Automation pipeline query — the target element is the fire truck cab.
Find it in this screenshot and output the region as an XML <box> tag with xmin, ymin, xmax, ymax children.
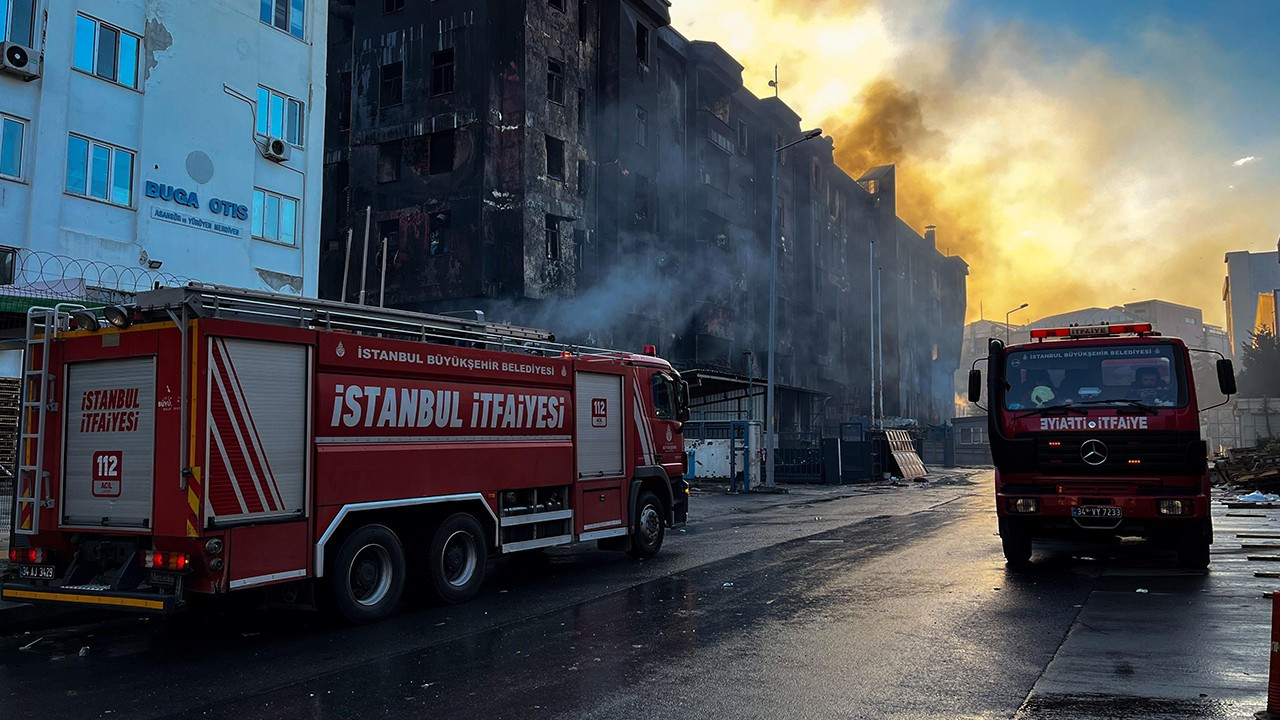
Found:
<box><xmin>3</xmin><ymin>285</ymin><xmax>691</xmax><ymax>623</ymax></box>
<box><xmin>969</xmin><ymin>322</ymin><xmax>1236</xmax><ymax>569</ymax></box>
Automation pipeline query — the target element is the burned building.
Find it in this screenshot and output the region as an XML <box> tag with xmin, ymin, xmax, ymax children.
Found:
<box><xmin>320</xmin><ymin>0</ymin><xmax>968</xmax><ymax>428</ymax></box>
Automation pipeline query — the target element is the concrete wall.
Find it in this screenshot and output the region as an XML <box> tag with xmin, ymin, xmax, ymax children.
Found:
<box><xmin>1237</xmin><ymin>398</ymin><xmax>1280</xmax><ymax>448</ymax></box>
<box><xmin>0</xmin><ymin>0</ymin><xmax>327</xmax><ymax>295</ymax></box>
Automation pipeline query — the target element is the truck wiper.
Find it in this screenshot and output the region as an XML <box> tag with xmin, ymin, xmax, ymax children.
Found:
<box><xmin>1014</xmin><ymin>405</ymin><xmax>1089</xmax><ymax>419</ymax></box>
<box><xmin>1073</xmin><ymin>399</ymin><xmax>1159</xmax><ymax>415</ymax></box>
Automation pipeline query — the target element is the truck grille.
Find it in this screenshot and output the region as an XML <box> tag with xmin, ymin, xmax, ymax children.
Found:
<box><xmin>1037</xmin><ymin>432</ymin><xmax>1204</xmax><ymax>477</ymax></box>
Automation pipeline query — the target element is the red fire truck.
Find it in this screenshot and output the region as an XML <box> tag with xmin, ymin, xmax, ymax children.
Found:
<box><xmin>968</xmin><ymin>322</ymin><xmax>1236</xmax><ymax>569</ymax></box>
<box><xmin>2</xmin><ymin>285</ymin><xmax>691</xmax><ymax>623</ymax></box>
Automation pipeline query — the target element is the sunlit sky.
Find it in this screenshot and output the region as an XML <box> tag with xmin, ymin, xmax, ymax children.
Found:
<box><xmin>671</xmin><ymin>0</ymin><xmax>1280</xmax><ymax>326</ymax></box>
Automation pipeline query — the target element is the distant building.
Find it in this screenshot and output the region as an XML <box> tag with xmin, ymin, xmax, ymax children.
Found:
<box><xmin>1223</xmin><ymin>250</ymin><xmax>1280</xmax><ymax>360</ymax></box>
<box><xmin>1256</xmin><ymin>291</ymin><xmax>1278</xmax><ymax>336</ymax></box>
<box><xmin>321</xmin><ymin>0</ymin><xmax>968</xmax><ymax>428</ymax></box>
<box><xmin>0</xmin><ymin>0</ymin><xmax>328</xmax><ymax>299</ymax></box>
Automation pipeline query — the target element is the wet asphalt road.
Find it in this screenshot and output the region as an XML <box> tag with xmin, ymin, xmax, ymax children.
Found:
<box><xmin>0</xmin><ymin>472</ymin><xmax>1271</xmax><ymax>719</ymax></box>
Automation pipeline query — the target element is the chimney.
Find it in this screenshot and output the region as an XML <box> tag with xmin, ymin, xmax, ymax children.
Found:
<box><xmin>924</xmin><ymin>224</ymin><xmax>937</xmax><ymax>249</ymax></box>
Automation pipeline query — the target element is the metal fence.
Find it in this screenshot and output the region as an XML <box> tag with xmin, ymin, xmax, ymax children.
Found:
<box><xmin>0</xmin><ymin>477</ymin><xmax>11</xmax><ymax>539</ymax></box>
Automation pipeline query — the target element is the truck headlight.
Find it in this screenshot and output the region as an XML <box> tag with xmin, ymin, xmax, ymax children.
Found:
<box><xmin>1008</xmin><ymin>498</ymin><xmax>1038</xmax><ymax>513</ymax></box>
<box><xmin>1158</xmin><ymin>499</ymin><xmax>1191</xmax><ymax>515</ymax></box>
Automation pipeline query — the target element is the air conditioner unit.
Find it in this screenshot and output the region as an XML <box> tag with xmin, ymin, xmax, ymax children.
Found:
<box><xmin>0</xmin><ymin>42</ymin><xmax>40</xmax><ymax>81</ymax></box>
<box><xmin>261</xmin><ymin>136</ymin><xmax>291</xmax><ymax>162</ymax></box>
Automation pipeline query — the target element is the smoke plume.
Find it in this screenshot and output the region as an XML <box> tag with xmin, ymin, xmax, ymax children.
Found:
<box><xmin>672</xmin><ymin>0</ymin><xmax>1279</xmax><ymax>326</ymax></box>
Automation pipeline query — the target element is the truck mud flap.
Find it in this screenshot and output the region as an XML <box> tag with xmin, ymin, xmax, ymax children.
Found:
<box><xmin>1</xmin><ymin>583</ymin><xmax>176</xmax><ymax>614</ymax></box>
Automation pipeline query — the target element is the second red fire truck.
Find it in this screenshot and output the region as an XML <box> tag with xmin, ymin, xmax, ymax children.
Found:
<box><xmin>3</xmin><ymin>285</ymin><xmax>691</xmax><ymax>623</ymax></box>
<box><xmin>969</xmin><ymin>322</ymin><xmax>1235</xmax><ymax>569</ymax></box>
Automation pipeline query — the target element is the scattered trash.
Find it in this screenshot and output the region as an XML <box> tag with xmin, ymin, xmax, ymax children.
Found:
<box><xmin>1135</xmin><ymin>588</ymin><xmax>1149</xmax><ymax>593</ymax></box>
<box><xmin>1238</xmin><ymin>491</ymin><xmax>1280</xmax><ymax>503</ymax></box>
<box><xmin>19</xmin><ymin>637</ymin><xmax>42</xmax><ymax>651</ymax></box>
<box><xmin>78</xmin><ymin>646</ymin><xmax>89</xmax><ymax>657</ymax></box>
<box><xmin>722</xmin><ymin>582</ymin><xmax>734</xmax><ymax>588</ymax></box>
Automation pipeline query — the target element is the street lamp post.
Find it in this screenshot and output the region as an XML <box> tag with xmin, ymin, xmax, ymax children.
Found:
<box><xmin>765</xmin><ymin>128</ymin><xmax>823</xmax><ymax>488</ymax></box>
<box><xmin>1006</xmin><ymin>303</ymin><xmax>1029</xmax><ymax>343</ymax></box>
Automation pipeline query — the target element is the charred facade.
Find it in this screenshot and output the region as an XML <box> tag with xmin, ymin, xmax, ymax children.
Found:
<box><xmin>320</xmin><ymin>0</ymin><xmax>968</xmax><ymax>427</ymax></box>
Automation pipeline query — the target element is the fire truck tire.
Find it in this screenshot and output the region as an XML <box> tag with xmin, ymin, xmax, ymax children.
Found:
<box><xmin>627</xmin><ymin>491</ymin><xmax>665</xmax><ymax>558</ymax></box>
<box><xmin>427</xmin><ymin>513</ymin><xmax>488</xmax><ymax>604</ymax></box>
<box><xmin>999</xmin><ymin>519</ymin><xmax>1032</xmax><ymax>567</ymax></box>
<box><xmin>1177</xmin><ymin>522</ymin><xmax>1211</xmax><ymax>570</ymax></box>
<box><xmin>329</xmin><ymin>524</ymin><xmax>406</xmax><ymax>624</ymax></box>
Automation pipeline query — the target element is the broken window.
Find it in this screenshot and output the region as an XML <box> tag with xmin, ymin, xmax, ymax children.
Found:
<box><xmin>577</xmin><ymin>159</ymin><xmax>588</xmax><ymax>196</ymax></box>
<box><xmin>860</xmin><ymin>179</ymin><xmax>877</xmax><ymax>194</ymax></box>
<box><xmin>377</xmin><ymin>140</ymin><xmax>401</xmax><ymax>183</ymax></box>
<box><xmin>430</xmin><ymin>210</ymin><xmax>451</xmax><ymax>256</ymax></box>
<box><xmin>549</xmin><ymin>0</ymin><xmax>564</xmax><ymax>11</ymax></box>
<box><xmin>431</xmin><ymin>49</ymin><xmax>454</xmax><ymax>96</ymax></box>
<box><xmin>635</xmin><ymin>106</ymin><xmax>648</xmax><ymax>147</ymax></box>
<box><xmin>738</xmin><ymin>120</ymin><xmax>748</xmax><ymax>155</ymax></box>
<box><xmin>577</xmin><ymin>88</ymin><xmax>586</xmax><ymax>132</ymax></box>
<box><xmin>578</xmin><ymin>0</ymin><xmax>587</xmax><ymax>42</ymax></box>
<box><xmin>635</xmin><ymin>23</ymin><xmax>649</xmax><ymax>65</ymax></box>
<box><xmin>429</xmin><ymin>129</ymin><xmax>454</xmax><ymax>174</ymax></box>
<box><xmin>573</xmin><ymin>229</ymin><xmax>586</xmax><ymax>271</ymax></box>
<box><xmin>377</xmin><ymin>219</ymin><xmax>400</xmax><ymax>259</ymax></box>
<box><xmin>380</xmin><ymin>60</ymin><xmax>403</xmax><ymax>108</ymax></box>
<box><xmin>545</xmin><ymin>135</ymin><xmax>565</xmax><ymax>180</ymax></box>
<box><xmin>336</xmin><ymin>71</ymin><xmax>352</xmax><ymax>131</ymax></box>
<box><xmin>383</xmin><ymin>0</ymin><xmax>404</xmax><ymax>11</ymax></box>
<box><xmin>634</xmin><ymin>174</ymin><xmax>650</xmax><ymax>220</ymax></box>
<box><xmin>547</xmin><ymin>58</ymin><xmax>565</xmax><ymax>104</ymax></box>
<box><xmin>545</xmin><ymin>215</ymin><xmax>561</xmax><ymax>260</ymax></box>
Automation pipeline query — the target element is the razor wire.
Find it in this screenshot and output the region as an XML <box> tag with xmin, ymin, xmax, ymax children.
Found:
<box><xmin>7</xmin><ymin>250</ymin><xmax>197</xmax><ymax>303</ymax></box>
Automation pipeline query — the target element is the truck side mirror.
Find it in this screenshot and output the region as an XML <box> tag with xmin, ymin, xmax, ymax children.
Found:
<box><xmin>676</xmin><ymin>380</ymin><xmax>691</xmax><ymax>423</ymax></box>
<box><xmin>1216</xmin><ymin>358</ymin><xmax>1237</xmax><ymax>396</ymax></box>
<box><xmin>968</xmin><ymin>369</ymin><xmax>982</xmax><ymax>402</ymax></box>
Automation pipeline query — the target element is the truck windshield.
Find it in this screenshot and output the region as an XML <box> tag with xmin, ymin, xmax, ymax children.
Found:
<box><xmin>1002</xmin><ymin>343</ymin><xmax>1185</xmax><ymax>411</ymax></box>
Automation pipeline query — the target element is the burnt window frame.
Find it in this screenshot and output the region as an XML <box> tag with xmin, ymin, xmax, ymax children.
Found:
<box><xmin>431</xmin><ymin>49</ymin><xmax>455</xmax><ymax>96</ymax></box>
<box><xmin>635</xmin><ymin>22</ymin><xmax>650</xmax><ymax>65</ymax></box>
<box><xmin>376</xmin><ymin>139</ymin><xmax>402</xmax><ymax>183</ymax></box>
<box><xmin>429</xmin><ymin>129</ymin><xmax>455</xmax><ymax>175</ymax></box>
<box><xmin>379</xmin><ymin>60</ymin><xmax>404</xmax><ymax>109</ymax></box>
<box><xmin>545</xmin><ymin>215</ymin><xmax>562</xmax><ymax>260</ymax></box>
<box><xmin>634</xmin><ymin>106</ymin><xmax>648</xmax><ymax>147</ymax></box>
<box><xmin>545</xmin><ymin>134</ymin><xmax>566</xmax><ymax>181</ymax></box>
<box><xmin>546</xmin><ymin>58</ymin><xmax>566</xmax><ymax>105</ymax></box>
<box><xmin>383</xmin><ymin>0</ymin><xmax>404</xmax><ymax>12</ymax></box>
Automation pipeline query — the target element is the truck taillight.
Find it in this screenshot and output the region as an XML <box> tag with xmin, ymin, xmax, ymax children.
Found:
<box><xmin>143</xmin><ymin>551</ymin><xmax>191</xmax><ymax>572</ymax></box>
<box><xmin>9</xmin><ymin>548</ymin><xmax>46</xmax><ymax>564</ymax></box>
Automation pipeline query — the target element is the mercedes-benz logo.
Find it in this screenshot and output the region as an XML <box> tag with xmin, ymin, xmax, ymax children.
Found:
<box><xmin>1080</xmin><ymin>439</ymin><xmax>1108</xmax><ymax>466</ymax></box>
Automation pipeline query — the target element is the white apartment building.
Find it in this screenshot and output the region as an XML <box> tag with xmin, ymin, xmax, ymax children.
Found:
<box><xmin>0</xmin><ymin>0</ymin><xmax>326</xmax><ymax>296</ymax></box>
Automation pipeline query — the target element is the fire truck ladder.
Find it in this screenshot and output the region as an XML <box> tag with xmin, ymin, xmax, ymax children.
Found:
<box><xmin>134</xmin><ymin>283</ymin><xmax>630</xmax><ymax>359</ymax></box>
<box><xmin>15</xmin><ymin>304</ymin><xmax>83</xmax><ymax>535</ymax></box>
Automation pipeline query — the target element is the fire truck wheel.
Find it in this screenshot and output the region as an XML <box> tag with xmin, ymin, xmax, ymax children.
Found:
<box><xmin>999</xmin><ymin>519</ymin><xmax>1032</xmax><ymax>567</ymax></box>
<box><xmin>1177</xmin><ymin>522</ymin><xmax>1211</xmax><ymax>570</ymax></box>
<box><xmin>627</xmin><ymin>491</ymin><xmax>665</xmax><ymax>558</ymax></box>
<box><xmin>330</xmin><ymin>524</ymin><xmax>406</xmax><ymax>624</ymax></box>
<box><xmin>428</xmin><ymin>513</ymin><xmax>488</xmax><ymax>604</ymax></box>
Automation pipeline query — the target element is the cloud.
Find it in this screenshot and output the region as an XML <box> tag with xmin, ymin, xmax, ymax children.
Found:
<box><xmin>670</xmin><ymin>0</ymin><xmax>1279</xmax><ymax>326</ymax></box>
<box><xmin>1234</xmin><ymin>156</ymin><xmax>1257</xmax><ymax>167</ymax></box>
